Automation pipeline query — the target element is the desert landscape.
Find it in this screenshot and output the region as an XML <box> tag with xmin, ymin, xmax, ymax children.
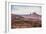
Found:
<box><xmin>11</xmin><ymin>12</ymin><xmax>41</xmax><ymax>28</ymax></box>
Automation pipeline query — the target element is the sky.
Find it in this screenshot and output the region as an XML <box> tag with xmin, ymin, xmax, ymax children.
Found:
<box><xmin>11</xmin><ymin>5</ymin><xmax>41</xmax><ymax>15</ymax></box>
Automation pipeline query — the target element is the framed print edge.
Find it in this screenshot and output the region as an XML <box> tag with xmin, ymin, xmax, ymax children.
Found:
<box><xmin>5</xmin><ymin>1</ymin><xmax>45</xmax><ymax>33</ymax></box>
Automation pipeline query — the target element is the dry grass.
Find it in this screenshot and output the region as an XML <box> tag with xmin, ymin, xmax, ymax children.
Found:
<box><xmin>11</xmin><ymin>20</ymin><xmax>41</xmax><ymax>28</ymax></box>
<box><xmin>11</xmin><ymin>14</ymin><xmax>41</xmax><ymax>28</ymax></box>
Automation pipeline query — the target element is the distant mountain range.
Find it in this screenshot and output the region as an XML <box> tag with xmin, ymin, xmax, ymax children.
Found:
<box><xmin>11</xmin><ymin>12</ymin><xmax>41</xmax><ymax>21</ymax></box>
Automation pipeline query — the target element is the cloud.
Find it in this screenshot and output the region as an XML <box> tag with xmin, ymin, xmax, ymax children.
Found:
<box><xmin>11</xmin><ymin>5</ymin><xmax>41</xmax><ymax>15</ymax></box>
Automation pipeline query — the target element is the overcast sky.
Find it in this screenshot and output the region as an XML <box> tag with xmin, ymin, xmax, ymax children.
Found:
<box><xmin>11</xmin><ymin>5</ymin><xmax>41</xmax><ymax>15</ymax></box>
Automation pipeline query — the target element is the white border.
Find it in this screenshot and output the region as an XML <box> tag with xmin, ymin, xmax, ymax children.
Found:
<box><xmin>6</xmin><ymin>2</ymin><xmax>46</xmax><ymax>34</ymax></box>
